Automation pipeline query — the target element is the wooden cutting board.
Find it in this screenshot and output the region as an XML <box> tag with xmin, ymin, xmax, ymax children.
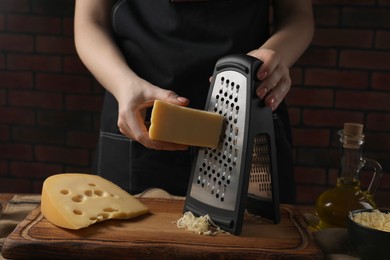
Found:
<box><xmin>3</xmin><ymin>198</ymin><xmax>323</xmax><ymax>259</ymax></box>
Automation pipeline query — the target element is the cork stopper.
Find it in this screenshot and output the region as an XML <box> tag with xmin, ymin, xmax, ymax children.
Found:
<box><xmin>343</xmin><ymin>123</ymin><xmax>363</xmax><ymax>136</ymax></box>
<box><xmin>342</xmin><ymin>123</ymin><xmax>364</xmax><ymax>149</ymax></box>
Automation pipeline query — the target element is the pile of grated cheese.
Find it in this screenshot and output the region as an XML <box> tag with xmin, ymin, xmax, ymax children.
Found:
<box><xmin>352</xmin><ymin>209</ymin><xmax>390</xmax><ymax>232</ymax></box>
<box><xmin>175</xmin><ymin>211</ymin><xmax>226</xmax><ymax>236</ymax></box>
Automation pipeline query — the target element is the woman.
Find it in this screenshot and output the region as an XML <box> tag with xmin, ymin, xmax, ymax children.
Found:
<box><xmin>74</xmin><ymin>0</ymin><xmax>314</xmax><ymax>203</ymax></box>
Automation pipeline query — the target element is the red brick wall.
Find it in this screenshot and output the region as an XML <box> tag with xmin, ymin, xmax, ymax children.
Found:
<box><xmin>0</xmin><ymin>0</ymin><xmax>389</xmax><ymax>207</ymax></box>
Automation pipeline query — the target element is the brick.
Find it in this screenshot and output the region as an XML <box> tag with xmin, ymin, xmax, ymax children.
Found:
<box><xmin>296</xmin><ymin>148</ymin><xmax>339</xmax><ymax>168</ymax></box>
<box><xmin>287</xmin><ymin>107</ymin><xmax>301</xmax><ymax>126</ymax></box>
<box><xmin>290</xmin><ymin>67</ymin><xmax>302</xmax><ymax>86</ymax></box>
<box><xmin>63</xmin><ymin>56</ymin><xmax>90</xmax><ymax>74</ymax></box>
<box><xmin>286</xmin><ymin>88</ymin><xmax>333</xmax><ymax>107</ymax></box>
<box><xmin>9</xmin><ymin>90</ymin><xmax>63</xmax><ymax>109</ymax></box>
<box><xmin>313</xmin><ymin>28</ymin><xmax>373</xmax><ymax>48</ymax></box>
<box><xmin>63</xmin><ymin>17</ymin><xmax>74</xmax><ymax>36</ymax></box>
<box><xmin>365</xmin><ymin>133</ymin><xmax>390</xmax><ymax>152</ymax></box>
<box><xmin>93</xmin><ymin>113</ymin><xmax>102</xmax><ymax>130</ymax></box>
<box><xmin>32</xmin><ymin>0</ymin><xmax>74</xmax><ymax>16</ymax></box>
<box><xmin>365</xmin><ymin>151</ymin><xmax>390</xmax><ymax>174</ymax></box>
<box><xmin>35</xmin><ymin>145</ymin><xmax>89</xmax><ymax>165</ymax></box>
<box><xmin>340</xmin><ymin>50</ymin><xmax>390</xmax><ymax>70</ymax></box>
<box><xmin>292</xmin><ymin>128</ymin><xmax>330</xmax><ymax>147</ymax></box>
<box><xmin>0</xmin><ymin>71</ymin><xmax>33</xmax><ymax>88</ymax></box>
<box><xmin>7</xmin><ymin>54</ymin><xmax>61</xmax><ymax>72</ymax></box>
<box><xmin>378</xmin><ymin>172</ymin><xmax>390</xmax><ymax>190</ymax></box>
<box><xmin>295</xmin><ymin>167</ymin><xmax>327</xmax><ymax>185</ymax></box>
<box><xmin>328</xmin><ymin>168</ymin><xmax>339</xmax><ymax>186</ymax></box>
<box><xmin>66</xmin><ymin>95</ymin><xmax>103</xmax><ymax>112</ymax></box>
<box><xmin>366</xmin><ymin>113</ymin><xmax>390</xmax><ymax>131</ymax></box>
<box><xmin>378</xmin><ymin>0</ymin><xmax>390</xmax><ymax>6</ymax></box>
<box><xmin>312</xmin><ymin>7</ymin><xmax>339</xmax><ymax>26</ymax></box>
<box><xmin>303</xmin><ymin>109</ymin><xmax>364</xmax><ymax>127</ymax></box>
<box><xmin>336</xmin><ymin>91</ymin><xmax>390</xmax><ymax>111</ymax></box>
<box><xmin>0</xmin><ymin>143</ymin><xmax>33</xmax><ymax>161</ymax></box>
<box><xmin>0</xmin><ymin>107</ymin><xmax>35</xmax><ymax>125</ymax></box>
<box><xmin>0</xmin><ymin>34</ymin><xmax>33</xmax><ymax>52</ymax></box>
<box><xmin>0</xmin><ymin>178</ymin><xmax>32</xmax><ymax>193</ymax></box>
<box><xmin>372</xmin><ymin>72</ymin><xmax>390</xmax><ymax>90</ymax></box>
<box><xmin>0</xmin><ymin>160</ymin><xmax>7</xmax><ymax>176</ymax></box>
<box><xmin>312</xmin><ymin>0</ymin><xmax>375</xmax><ymax>5</ymax></box>
<box><xmin>0</xmin><ymin>0</ymin><xmax>29</xmax><ymax>12</ymax></box>
<box><xmin>342</xmin><ymin>7</ymin><xmax>390</xmax><ymax>29</ymax></box>
<box><xmin>12</xmin><ymin>126</ymin><xmax>65</xmax><ymax>144</ymax></box>
<box><xmin>0</xmin><ymin>14</ymin><xmax>4</xmax><ymax>31</ymax></box>
<box><xmin>305</xmin><ymin>69</ymin><xmax>369</xmax><ymax>89</ymax></box>
<box><xmin>376</xmin><ymin>30</ymin><xmax>390</xmax><ymax>49</ymax></box>
<box><xmin>36</xmin><ymin>35</ymin><xmax>76</xmax><ymax>54</ymax></box>
<box><xmin>36</xmin><ymin>73</ymin><xmax>92</xmax><ymax>93</ymax></box>
<box><xmin>0</xmin><ymin>52</ymin><xmax>4</xmax><ymax>69</ymax></box>
<box><xmin>375</xmin><ymin>190</ymin><xmax>390</xmax><ymax>208</ymax></box>
<box><xmin>0</xmin><ymin>125</ymin><xmax>10</xmax><ymax>141</ymax></box>
<box><xmin>32</xmin><ymin>179</ymin><xmax>44</xmax><ymax>194</ymax></box>
<box><xmin>38</xmin><ymin>111</ymin><xmax>93</xmax><ymax>128</ymax></box>
<box><xmin>296</xmin><ymin>185</ymin><xmax>327</xmax><ymax>204</ymax></box>
<box><xmin>10</xmin><ymin>161</ymin><xmax>62</xmax><ymax>179</ymax></box>
<box><xmin>64</xmin><ymin>166</ymin><xmax>94</xmax><ymax>174</ymax></box>
<box><xmin>0</xmin><ymin>89</ymin><xmax>5</xmax><ymax>105</ymax></box>
<box><xmin>67</xmin><ymin>131</ymin><xmax>98</xmax><ymax>148</ymax></box>
<box><xmin>7</xmin><ymin>14</ymin><xmax>61</xmax><ymax>34</ymax></box>
<box><xmin>296</xmin><ymin>47</ymin><xmax>338</xmax><ymax>67</ymax></box>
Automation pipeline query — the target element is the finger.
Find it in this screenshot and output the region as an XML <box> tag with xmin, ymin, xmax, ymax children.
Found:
<box><xmin>264</xmin><ymin>75</ymin><xmax>291</xmax><ymax>111</ymax></box>
<box><xmin>146</xmin><ymin>87</ymin><xmax>189</xmax><ymax>107</ymax></box>
<box><xmin>248</xmin><ymin>49</ymin><xmax>280</xmax><ymax>81</ymax></box>
<box><xmin>256</xmin><ymin>63</ymin><xmax>284</xmax><ymax>99</ymax></box>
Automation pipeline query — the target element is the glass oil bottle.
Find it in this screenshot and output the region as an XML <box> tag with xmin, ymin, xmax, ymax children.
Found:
<box><xmin>313</xmin><ymin>123</ymin><xmax>382</xmax><ymax>230</ymax></box>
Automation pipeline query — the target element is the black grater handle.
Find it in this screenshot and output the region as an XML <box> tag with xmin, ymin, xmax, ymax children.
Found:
<box><xmin>215</xmin><ymin>54</ymin><xmax>263</xmax><ymax>99</ymax></box>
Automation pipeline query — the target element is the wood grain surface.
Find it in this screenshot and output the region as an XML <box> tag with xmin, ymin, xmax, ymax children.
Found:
<box><xmin>3</xmin><ymin>198</ymin><xmax>323</xmax><ymax>259</ymax></box>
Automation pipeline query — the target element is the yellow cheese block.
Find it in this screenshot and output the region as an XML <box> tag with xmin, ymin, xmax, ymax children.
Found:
<box><xmin>149</xmin><ymin>100</ymin><xmax>224</xmax><ymax>148</ymax></box>
<box><xmin>41</xmin><ymin>173</ymin><xmax>148</xmax><ymax>230</ymax></box>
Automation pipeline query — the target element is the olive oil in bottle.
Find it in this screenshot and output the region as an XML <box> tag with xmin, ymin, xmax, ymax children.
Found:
<box><xmin>313</xmin><ymin>123</ymin><xmax>382</xmax><ymax>230</ymax></box>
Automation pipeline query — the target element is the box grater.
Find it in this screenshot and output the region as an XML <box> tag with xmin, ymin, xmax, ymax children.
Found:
<box><xmin>184</xmin><ymin>54</ymin><xmax>280</xmax><ymax>235</ymax></box>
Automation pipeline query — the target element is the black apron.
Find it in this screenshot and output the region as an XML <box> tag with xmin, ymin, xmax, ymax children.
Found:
<box><xmin>96</xmin><ymin>0</ymin><xmax>296</xmax><ymax>203</ymax></box>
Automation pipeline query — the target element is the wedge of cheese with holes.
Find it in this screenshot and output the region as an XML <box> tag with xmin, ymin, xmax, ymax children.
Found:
<box><xmin>41</xmin><ymin>173</ymin><xmax>148</xmax><ymax>230</ymax></box>
<box><xmin>149</xmin><ymin>100</ymin><xmax>224</xmax><ymax>148</ymax></box>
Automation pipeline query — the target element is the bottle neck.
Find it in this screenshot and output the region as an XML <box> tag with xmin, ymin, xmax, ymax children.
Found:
<box><xmin>338</xmin><ymin>129</ymin><xmax>364</xmax><ymax>184</ymax></box>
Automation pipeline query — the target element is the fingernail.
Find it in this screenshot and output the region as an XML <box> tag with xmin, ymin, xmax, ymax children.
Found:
<box><xmin>258</xmin><ymin>71</ymin><xmax>268</xmax><ymax>81</ymax></box>
<box><xmin>177</xmin><ymin>96</ymin><xmax>188</xmax><ymax>103</ymax></box>
<box><xmin>266</xmin><ymin>96</ymin><xmax>276</xmax><ymax>106</ymax></box>
<box><xmin>256</xmin><ymin>87</ymin><xmax>268</xmax><ymax>98</ymax></box>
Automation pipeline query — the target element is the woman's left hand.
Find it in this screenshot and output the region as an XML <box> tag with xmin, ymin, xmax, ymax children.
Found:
<box><xmin>248</xmin><ymin>48</ymin><xmax>291</xmax><ymax>111</ymax></box>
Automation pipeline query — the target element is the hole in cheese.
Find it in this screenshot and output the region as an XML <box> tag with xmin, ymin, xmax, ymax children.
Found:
<box><xmin>72</xmin><ymin>195</ymin><xmax>84</xmax><ymax>203</ymax></box>
<box><xmin>103</xmin><ymin>208</ymin><xmax>118</xmax><ymax>212</ymax></box>
<box><xmin>149</xmin><ymin>100</ymin><xmax>224</xmax><ymax>148</ymax></box>
<box><xmin>73</xmin><ymin>209</ymin><xmax>83</xmax><ymax>215</ymax></box>
<box><xmin>93</xmin><ymin>190</ymin><xmax>105</xmax><ymax>197</ymax></box>
<box><xmin>97</xmin><ymin>213</ymin><xmax>109</xmax><ymax>220</ymax></box>
<box><xmin>85</xmin><ymin>190</ymin><xmax>93</xmax><ymax>197</ymax></box>
<box><xmin>60</xmin><ymin>189</ymin><xmax>69</xmax><ymax>195</ymax></box>
<box><xmin>88</xmin><ymin>183</ymin><xmax>96</xmax><ymax>187</ymax></box>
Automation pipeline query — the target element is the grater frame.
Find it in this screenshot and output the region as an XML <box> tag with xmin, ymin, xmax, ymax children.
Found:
<box><xmin>184</xmin><ymin>54</ymin><xmax>280</xmax><ymax>235</ymax></box>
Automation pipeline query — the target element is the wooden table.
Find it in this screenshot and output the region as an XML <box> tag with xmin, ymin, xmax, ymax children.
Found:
<box><xmin>1</xmin><ymin>194</ymin><xmax>324</xmax><ymax>259</ymax></box>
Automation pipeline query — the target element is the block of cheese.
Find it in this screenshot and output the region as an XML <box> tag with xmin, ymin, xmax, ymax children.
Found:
<box><xmin>149</xmin><ymin>100</ymin><xmax>224</xmax><ymax>148</ymax></box>
<box><xmin>41</xmin><ymin>173</ymin><xmax>148</xmax><ymax>230</ymax></box>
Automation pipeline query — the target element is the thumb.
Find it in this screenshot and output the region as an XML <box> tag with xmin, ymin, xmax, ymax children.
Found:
<box><xmin>155</xmin><ymin>88</ymin><xmax>189</xmax><ymax>107</ymax></box>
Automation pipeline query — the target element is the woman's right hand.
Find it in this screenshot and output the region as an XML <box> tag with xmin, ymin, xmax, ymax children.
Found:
<box><xmin>75</xmin><ymin>0</ymin><xmax>189</xmax><ymax>151</ymax></box>
<box><xmin>116</xmin><ymin>76</ymin><xmax>190</xmax><ymax>151</ymax></box>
